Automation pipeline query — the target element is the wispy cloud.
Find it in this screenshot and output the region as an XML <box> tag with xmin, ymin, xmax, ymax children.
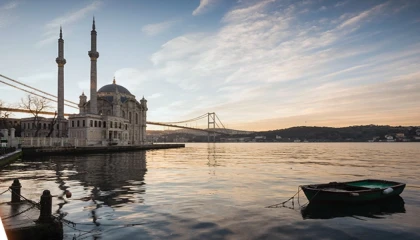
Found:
<box><xmin>192</xmin><ymin>0</ymin><xmax>217</xmax><ymax>16</ymax></box>
<box><xmin>148</xmin><ymin>93</ymin><xmax>162</xmax><ymax>99</ymax></box>
<box><xmin>338</xmin><ymin>2</ymin><xmax>389</xmax><ymax>29</ymax></box>
<box><xmin>0</xmin><ymin>0</ymin><xmax>18</xmax><ymax>10</ymax></box>
<box><xmin>17</xmin><ymin>71</ymin><xmax>55</xmax><ymax>84</ymax></box>
<box><xmin>37</xmin><ymin>0</ymin><xmax>102</xmax><ymax>46</ymax></box>
<box><xmin>142</xmin><ymin>19</ymin><xmax>180</xmax><ymax>36</ymax></box>
<box><xmin>116</xmin><ymin>0</ymin><xmax>419</xmax><ymax>129</ymax></box>
<box><xmin>0</xmin><ymin>0</ymin><xmax>19</xmax><ymax>28</ymax></box>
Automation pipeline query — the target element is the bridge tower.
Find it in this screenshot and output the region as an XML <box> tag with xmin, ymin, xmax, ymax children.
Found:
<box><xmin>88</xmin><ymin>17</ymin><xmax>99</xmax><ymax>114</ymax></box>
<box><xmin>207</xmin><ymin>112</ymin><xmax>216</xmax><ymax>142</ymax></box>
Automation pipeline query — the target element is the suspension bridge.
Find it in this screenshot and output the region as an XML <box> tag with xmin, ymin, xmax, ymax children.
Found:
<box><xmin>0</xmin><ymin>73</ymin><xmax>231</xmax><ymax>140</ymax></box>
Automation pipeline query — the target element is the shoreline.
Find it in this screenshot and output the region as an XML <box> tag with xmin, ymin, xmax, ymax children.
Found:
<box><xmin>21</xmin><ymin>143</ymin><xmax>185</xmax><ymax>157</ymax></box>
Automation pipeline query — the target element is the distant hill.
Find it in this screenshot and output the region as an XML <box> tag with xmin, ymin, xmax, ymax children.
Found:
<box><xmin>147</xmin><ymin>125</ymin><xmax>420</xmax><ymax>142</ymax></box>
<box><xmin>251</xmin><ymin>125</ymin><xmax>420</xmax><ymax>142</ymax></box>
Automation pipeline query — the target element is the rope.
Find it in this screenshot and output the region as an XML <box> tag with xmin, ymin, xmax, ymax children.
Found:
<box><xmin>300</xmin><ymin>189</ymin><xmax>321</xmax><ymax>208</ymax></box>
<box><xmin>9</xmin><ymin>188</ymin><xmax>40</xmax><ymax>208</ymax></box>
<box><xmin>1</xmin><ymin>188</ymin><xmax>150</xmax><ymax>240</ymax></box>
<box><xmin>0</xmin><ymin>188</ymin><xmax>10</xmax><ymax>195</ymax></box>
<box><xmin>266</xmin><ymin>187</ymin><xmax>302</xmax><ymax>208</ymax></box>
<box><xmin>2</xmin><ymin>204</ymin><xmax>37</xmax><ymax>220</ymax></box>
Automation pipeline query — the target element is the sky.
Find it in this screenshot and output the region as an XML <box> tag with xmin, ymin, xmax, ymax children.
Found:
<box><xmin>0</xmin><ymin>0</ymin><xmax>420</xmax><ymax>131</ymax></box>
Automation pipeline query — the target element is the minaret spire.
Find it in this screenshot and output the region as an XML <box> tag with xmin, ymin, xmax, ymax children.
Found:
<box><xmin>56</xmin><ymin>27</ymin><xmax>66</xmax><ymax>121</ymax></box>
<box><xmin>88</xmin><ymin>17</ymin><xmax>99</xmax><ymax>114</ymax></box>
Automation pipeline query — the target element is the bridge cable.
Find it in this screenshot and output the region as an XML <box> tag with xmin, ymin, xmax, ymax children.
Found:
<box><xmin>0</xmin><ymin>79</ymin><xmax>78</xmax><ymax>109</ymax></box>
<box><xmin>158</xmin><ymin>113</ymin><xmax>208</xmax><ymax>124</ymax></box>
<box><xmin>215</xmin><ymin>114</ymin><xmax>227</xmax><ymax>129</ymax></box>
<box><xmin>0</xmin><ymin>73</ymin><xmax>78</xmax><ymax>106</ymax></box>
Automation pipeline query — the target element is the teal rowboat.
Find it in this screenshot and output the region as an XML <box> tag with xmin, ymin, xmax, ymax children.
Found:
<box><xmin>301</xmin><ymin>179</ymin><xmax>406</xmax><ymax>203</ymax></box>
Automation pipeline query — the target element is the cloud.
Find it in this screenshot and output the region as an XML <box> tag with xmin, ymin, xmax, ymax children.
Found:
<box><xmin>117</xmin><ymin>0</ymin><xmax>419</xmax><ymax>129</ymax></box>
<box><xmin>0</xmin><ymin>0</ymin><xmax>19</xmax><ymax>28</ymax></box>
<box><xmin>148</xmin><ymin>93</ymin><xmax>162</xmax><ymax>99</ymax></box>
<box><xmin>338</xmin><ymin>2</ymin><xmax>389</xmax><ymax>29</ymax></box>
<box><xmin>0</xmin><ymin>0</ymin><xmax>18</xmax><ymax>11</ymax></box>
<box><xmin>17</xmin><ymin>71</ymin><xmax>55</xmax><ymax>84</ymax></box>
<box><xmin>192</xmin><ymin>0</ymin><xmax>217</xmax><ymax>16</ymax></box>
<box><xmin>37</xmin><ymin>0</ymin><xmax>102</xmax><ymax>46</ymax></box>
<box><xmin>142</xmin><ymin>19</ymin><xmax>179</xmax><ymax>36</ymax></box>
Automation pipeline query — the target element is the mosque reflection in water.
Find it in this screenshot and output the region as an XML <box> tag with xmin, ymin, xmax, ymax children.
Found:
<box><xmin>53</xmin><ymin>151</ymin><xmax>147</xmax><ymax>208</ymax></box>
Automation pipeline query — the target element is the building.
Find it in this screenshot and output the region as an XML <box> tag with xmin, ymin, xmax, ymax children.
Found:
<box><xmin>21</xmin><ymin>19</ymin><xmax>148</xmax><ymax>146</ymax></box>
<box><xmin>68</xmin><ymin>18</ymin><xmax>147</xmax><ymax>146</ymax></box>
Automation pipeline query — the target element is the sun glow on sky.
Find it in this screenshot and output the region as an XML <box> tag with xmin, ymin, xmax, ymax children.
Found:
<box><xmin>0</xmin><ymin>0</ymin><xmax>419</xmax><ymax>131</ymax></box>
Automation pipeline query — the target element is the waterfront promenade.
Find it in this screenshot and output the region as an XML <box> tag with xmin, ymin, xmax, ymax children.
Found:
<box><xmin>22</xmin><ymin>143</ymin><xmax>185</xmax><ymax>157</ymax></box>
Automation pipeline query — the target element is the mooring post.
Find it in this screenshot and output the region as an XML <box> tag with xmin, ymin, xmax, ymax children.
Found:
<box><xmin>10</xmin><ymin>179</ymin><xmax>22</xmax><ymax>203</ymax></box>
<box><xmin>38</xmin><ymin>190</ymin><xmax>53</xmax><ymax>223</ymax></box>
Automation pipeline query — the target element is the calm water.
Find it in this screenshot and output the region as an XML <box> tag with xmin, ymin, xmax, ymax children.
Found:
<box><xmin>1</xmin><ymin>143</ymin><xmax>420</xmax><ymax>239</ymax></box>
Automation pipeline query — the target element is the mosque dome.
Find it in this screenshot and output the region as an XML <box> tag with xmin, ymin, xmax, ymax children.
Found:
<box><xmin>98</xmin><ymin>78</ymin><xmax>131</xmax><ymax>95</ymax></box>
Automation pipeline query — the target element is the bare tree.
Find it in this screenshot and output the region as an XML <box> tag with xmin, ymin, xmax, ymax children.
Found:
<box><xmin>46</xmin><ymin>111</ymin><xmax>58</xmax><ymax>137</ymax></box>
<box><xmin>0</xmin><ymin>100</ymin><xmax>12</xmax><ymax>129</ymax></box>
<box><xmin>20</xmin><ymin>94</ymin><xmax>52</xmax><ymax>137</ymax></box>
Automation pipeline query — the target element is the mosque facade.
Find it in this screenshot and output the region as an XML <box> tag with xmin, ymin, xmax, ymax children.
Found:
<box><xmin>21</xmin><ymin>19</ymin><xmax>148</xmax><ymax>146</ymax></box>
<box><xmin>68</xmin><ymin>19</ymin><xmax>148</xmax><ymax>145</ymax></box>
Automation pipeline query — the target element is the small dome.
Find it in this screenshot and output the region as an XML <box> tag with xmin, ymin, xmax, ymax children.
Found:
<box><xmin>98</xmin><ymin>83</ymin><xmax>131</xmax><ymax>95</ymax></box>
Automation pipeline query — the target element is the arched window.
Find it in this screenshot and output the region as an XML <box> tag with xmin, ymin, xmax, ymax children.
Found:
<box><xmin>122</xmin><ymin>111</ymin><xmax>126</xmax><ymax>118</ymax></box>
<box><xmin>129</xmin><ymin>112</ymin><xmax>132</xmax><ymax>123</ymax></box>
<box><xmin>43</xmin><ymin>123</ymin><xmax>47</xmax><ymax>129</ymax></box>
<box><xmin>135</xmin><ymin>113</ymin><xmax>138</xmax><ymax>124</ymax></box>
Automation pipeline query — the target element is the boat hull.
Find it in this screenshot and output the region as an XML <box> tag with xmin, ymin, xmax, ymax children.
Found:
<box><xmin>301</xmin><ymin>179</ymin><xmax>406</xmax><ymax>203</ymax></box>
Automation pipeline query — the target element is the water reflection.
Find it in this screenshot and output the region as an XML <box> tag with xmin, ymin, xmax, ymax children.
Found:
<box><xmin>207</xmin><ymin>143</ymin><xmax>217</xmax><ymax>176</ymax></box>
<box><xmin>54</xmin><ymin>151</ymin><xmax>147</xmax><ymax>207</ymax></box>
<box><xmin>301</xmin><ymin>196</ymin><xmax>406</xmax><ymax>220</ymax></box>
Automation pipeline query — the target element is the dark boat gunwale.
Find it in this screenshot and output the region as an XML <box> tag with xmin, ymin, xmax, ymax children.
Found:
<box><xmin>300</xmin><ymin>179</ymin><xmax>406</xmax><ymax>194</ymax></box>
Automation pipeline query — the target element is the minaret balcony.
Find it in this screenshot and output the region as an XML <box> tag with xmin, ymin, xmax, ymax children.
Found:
<box><xmin>56</xmin><ymin>58</ymin><xmax>66</xmax><ymax>65</ymax></box>
<box><xmin>88</xmin><ymin>51</ymin><xmax>99</xmax><ymax>59</ymax></box>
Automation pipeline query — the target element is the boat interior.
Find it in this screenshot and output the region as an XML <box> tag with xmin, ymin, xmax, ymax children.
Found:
<box><xmin>304</xmin><ymin>180</ymin><xmax>403</xmax><ymax>192</ymax></box>
<box><xmin>307</xmin><ymin>183</ymin><xmax>371</xmax><ymax>192</ymax></box>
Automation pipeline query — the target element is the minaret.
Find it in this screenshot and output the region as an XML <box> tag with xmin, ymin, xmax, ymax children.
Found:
<box><xmin>88</xmin><ymin>17</ymin><xmax>99</xmax><ymax>114</ymax></box>
<box><xmin>56</xmin><ymin>26</ymin><xmax>66</xmax><ymax>119</ymax></box>
<box><xmin>140</xmin><ymin>96</ymin><xmax>148</xmax><ymax>143</ymax></box>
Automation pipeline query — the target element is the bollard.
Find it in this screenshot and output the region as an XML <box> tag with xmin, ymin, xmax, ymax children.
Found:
<box><xmin>37</xmin><ymin>190</ymin><xmax>53</xmax><ymax>223</ymax></box>
<box><xmin>10</xmin><ymin>179</ymin><xmax>21</xmax><ymax>203</ymax></box>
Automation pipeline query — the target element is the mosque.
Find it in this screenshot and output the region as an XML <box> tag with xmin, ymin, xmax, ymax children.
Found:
<box><xmin>21</xmin><ymin>18</ymin><xmax>148</xmax><ymax>146</ymax></box>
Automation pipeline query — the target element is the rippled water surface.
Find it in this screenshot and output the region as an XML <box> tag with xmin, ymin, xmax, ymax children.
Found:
<box><xmin>1</xmin><ymin>143</ymin><xmax>420</xmax><ymax>239</ymax></box>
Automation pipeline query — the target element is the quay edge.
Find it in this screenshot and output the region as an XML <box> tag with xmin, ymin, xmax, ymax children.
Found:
<box><xmin>0</xmin><ymin>150</ymin><xmax>22</xmax><ymax>168</ymax></box>
<box><xmin>21</xmin><ymin>143</ymin><xmax>185</xmax><ymax>157</ymax></box>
